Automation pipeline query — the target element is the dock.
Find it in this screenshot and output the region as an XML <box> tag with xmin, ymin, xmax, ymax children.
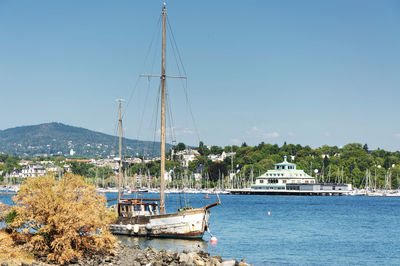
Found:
<box><xmin>228</xmin><ymin>188</ymin><xmax>350</xmax><ymax>196</ymax></box>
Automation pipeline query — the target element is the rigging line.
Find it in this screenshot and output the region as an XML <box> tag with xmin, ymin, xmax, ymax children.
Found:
<box><xmin>166</xmin><ymin>96</ymin><xmax>176</xmax><ymax>145</ymax></box>
<box><xmin>166</xmin><ymin>17</ymin><xmax>189</xmax><ymax>129</ymax></box>
<box><xmin>165</xmin><ymin>82</ymin><xmax>177</xmax><ymax>144</ymax></box>
<box><xmin>150</xmin><ymin>21</ymin><xmax>162</xmax><ymax>80</ymax></box>
<box><xmin>166</xmin><ymin>22</ymin><xmax>184</xmax><ymax>80</ymax></box>
<box><xmin>136</xmin><ymin>20</ymin><xmax>162</xmax><ymax>141</ymax></box>
<box><xmin>123</xmin><ymin>14</ymin><xmax>162</xmax><ymax>119</ymax></box>
<box><xmin>150</xmin><ymin>82</ymin><xmax>162</xmax><ymax>158</ymax></box>
<box><xmin>183</xmin><ymin>83</ymin><xmax>201</xmax><ymax>143</ymax></box>
<box><xmin>136</xmin><ymin>77</ymin><xmax>153</xmax><ymax>140</ymax></box>
<box><xmin>166</xmin><ymin>16</ymin><xmax>188</xmax><ymax>92</ymax></box>
<box><xmin>166</xmin><ymin>16</ymin><xmax>187</xmax><ymax>76</ymax></box>
<box><xmin>166</xmin><ymin>16</ymin><xmax>201</xmax><ymax>143</ymax></box>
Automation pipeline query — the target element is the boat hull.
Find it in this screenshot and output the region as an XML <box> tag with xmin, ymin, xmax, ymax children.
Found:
<box><xmin>109</xmin><ymin>208</ymin><xmax>210</xmax><ymax>239</ymax></box>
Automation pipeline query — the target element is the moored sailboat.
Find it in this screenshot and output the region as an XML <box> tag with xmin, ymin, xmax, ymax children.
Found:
<box><xmin>109</xmin><ymin>3</ymin><xmax>220</xmax><ymax>239</ymax></box>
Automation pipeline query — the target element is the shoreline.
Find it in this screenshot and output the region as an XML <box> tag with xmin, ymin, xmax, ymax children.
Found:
<box><xmin>1</xmin><ymin>244</ymin><xmax>251</xmax><ymax>266</ymax></box>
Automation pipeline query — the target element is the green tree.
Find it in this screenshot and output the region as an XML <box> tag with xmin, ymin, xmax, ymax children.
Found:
<box><xmin>175</xmin><ymin>142</ymin><xmax>186</xmax><ymax>151</ymax></box>
<box><xmin>208</xmin><ymin>162</ymin><xmax>228</xmax><ymax>182</ymax></box>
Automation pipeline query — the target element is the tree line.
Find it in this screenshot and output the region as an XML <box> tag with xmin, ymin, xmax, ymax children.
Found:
<box><xmin>1</xmin><ymin>142</ymin><xmax>400</xmax><ymax>189</ymax></box>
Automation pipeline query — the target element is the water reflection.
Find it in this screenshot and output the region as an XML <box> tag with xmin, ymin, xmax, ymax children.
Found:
<box><xmin>117</xmin><ymin>235</ymin><xmax>209</xmax><ymax>253</ymax></box>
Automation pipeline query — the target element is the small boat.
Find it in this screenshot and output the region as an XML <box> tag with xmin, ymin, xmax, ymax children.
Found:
<box><xmin>204</xmin><ymin>194</ymin><xmax>210</xmax><ymax>199</ymax></box>
<box><xmin>109</xmin><ymin>3</ymin><xmax>220</xmax><ymax>239</ymax></box>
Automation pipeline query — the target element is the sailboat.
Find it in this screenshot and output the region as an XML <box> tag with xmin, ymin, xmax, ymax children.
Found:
<box><xmin>109</xmin><ymin>3</ymin><xmax>220</xmax><ymax>239</ymax></box>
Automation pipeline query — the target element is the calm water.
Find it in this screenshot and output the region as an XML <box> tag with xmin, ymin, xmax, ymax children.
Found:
<box><xmin>2</xmin><ymin>193</ymin><xmax>400</xmax><ymax>265</ymax></box>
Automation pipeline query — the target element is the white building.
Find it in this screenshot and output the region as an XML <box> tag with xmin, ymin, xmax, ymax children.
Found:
<box><xmin>45</xmin><ymin>163</ymin><xmax>60</xmax><ymax>173</ymax></box>
<box><xmin>174</xmin><ymin>148</ymin><xmax>200</xmax><ymax>167</ymax></box>
<box><xmin>251</xmin><ymin>156</ymin><xmax>315</xmax><ymax>190</ymax></box>
<box><xmin>208</xmin><ymin>151</ymin><xmax>235</xmax><ymax>162</ymax></box>
<box><xmin>7</xmin><ymin>164</ymin><xmax>47</xmax><ymax>179</ymax></box>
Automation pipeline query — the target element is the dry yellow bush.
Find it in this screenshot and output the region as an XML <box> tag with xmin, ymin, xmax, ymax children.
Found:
<box><xmin>9</xmin><ymin>173</ymin><xmax>117</xmax><ymax>264</ymax></box>
<box><xmin>0</xmin><ymin>230</ymin><xmax>33</xmax><ymax>264</ymax></box>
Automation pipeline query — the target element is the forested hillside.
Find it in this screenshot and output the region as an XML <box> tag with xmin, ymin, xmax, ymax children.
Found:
<box><xmin>0</xmin><ymin>122</ymin><xmax>169</xmax><ymax>157</ymax></box>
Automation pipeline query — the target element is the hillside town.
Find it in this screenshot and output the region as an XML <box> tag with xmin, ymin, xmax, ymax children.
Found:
<box><xmin>0</xmin><ymin>146</ymin><xmax>237</xmax><ymax>189</ymax></box>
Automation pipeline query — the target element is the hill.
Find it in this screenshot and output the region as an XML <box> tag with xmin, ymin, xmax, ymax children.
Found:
<box><xmin>0</xmin><ymin>122</ymin><xmax>170</xmax><ymax>158</ymax></box>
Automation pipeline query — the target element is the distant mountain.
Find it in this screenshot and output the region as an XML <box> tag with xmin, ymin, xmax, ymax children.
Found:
<box><xmin>0</xmin><ymin>122</ymin><xmax>170</xmax><ymax>158</ymax></box>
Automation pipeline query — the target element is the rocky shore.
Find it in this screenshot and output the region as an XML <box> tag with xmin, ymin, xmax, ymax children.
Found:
<box><xmin>1</xmin><ymin>244</ymin><xmax>251</xmax><ymax>266</ymax></box>
<box><xmin>78</xmin><ymin>245</ymin><xmax>251</xmax><ymax>266</ymax></box>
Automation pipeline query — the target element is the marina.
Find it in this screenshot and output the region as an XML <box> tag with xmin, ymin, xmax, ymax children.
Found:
<box><xmin>228</xmin><ymin>156</ymin><xmax>352</xmax><ymax>196</ymax></box>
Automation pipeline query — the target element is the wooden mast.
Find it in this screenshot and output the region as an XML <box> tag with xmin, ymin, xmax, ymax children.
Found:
<box><xmin>117</xmin><ymin>99</ymin><xmax>124</xmax><ymax>205</ymax></box>
<box><xmin>160</xmin><ymin>3</ymin><xmax>167</xmax><ymax>214</ymax></box>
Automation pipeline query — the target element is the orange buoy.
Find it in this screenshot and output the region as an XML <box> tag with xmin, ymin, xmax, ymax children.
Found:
<box><xmin>210</xmin><ymin>236</ymin><xmax>218</xmax><ymax>243</ymax></box>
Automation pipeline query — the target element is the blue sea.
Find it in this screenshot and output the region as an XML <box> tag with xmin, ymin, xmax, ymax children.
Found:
<box><xmin>2</xmin><ymin>193</ymin><xmax>400</xmax><ymax>265</ymax></box>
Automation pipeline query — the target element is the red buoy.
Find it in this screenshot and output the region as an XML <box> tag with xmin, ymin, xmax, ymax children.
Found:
<box><xmin>210</xmin><ymin>236</ymin><xmax>218</xmax><ymax>243</ymax></box>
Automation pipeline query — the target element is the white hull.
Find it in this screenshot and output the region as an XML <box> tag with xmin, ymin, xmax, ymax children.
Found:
<box><xmin>109</xmin><ymin>208</ymin><xmax>210</xmax><ymax>239</ymax></box>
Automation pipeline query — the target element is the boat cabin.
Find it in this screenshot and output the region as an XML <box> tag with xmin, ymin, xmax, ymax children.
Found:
<box><xmin>118</xmin><ymin>198</ymin><xmax>160</xmax><ymax>217</ymax></box>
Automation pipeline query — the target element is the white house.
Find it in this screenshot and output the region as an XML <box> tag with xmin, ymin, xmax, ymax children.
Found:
<box><xmin>7</xmin><ymin>164</ymin><xmax>47</xmax><ymax>179</ymax></box>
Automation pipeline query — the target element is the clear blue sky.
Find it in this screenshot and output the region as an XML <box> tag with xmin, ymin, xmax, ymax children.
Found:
<box><xmin>1</xmin><ymin>0</ymin><xmax>399</xmax><ymax>151</ymax></box>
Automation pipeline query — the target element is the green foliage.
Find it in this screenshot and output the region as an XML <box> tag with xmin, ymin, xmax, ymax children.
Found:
<box><xmin>175</xmin><ymin>142</ymin><xmax>186</xmax><ymax>151</ymax></box>
<box><xmin>5</xmin><ymin>209</ymin><xmax>17</xmax><ymax>224</ymax></box>
<box><xmin>197</xmin><ymin>141</ymin><xmax>209</xmax><ymax>156</ymax></box>
<box><xmin>208</xmin><ymin>162</ymin><xmax>228</xmax><ymax>182</ymax></box>
<box><xmin>70</xmin><ymin>161</ymin><xmax>93</xmax><ymax>176</ymax></box>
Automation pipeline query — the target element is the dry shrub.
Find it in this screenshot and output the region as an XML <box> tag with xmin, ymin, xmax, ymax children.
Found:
<box><xmin>0</xmin><ymin>230</ymin><xmax>33</xmax><ymax>264</ymax></box>
<box><xmin>0</xmin><ymin>202</ymin><xmax>12</xmax><ymax>221</ymax></box>
<box><xmin>9</xmin><ymin>173</ymin><xmax>117</xmax><ymax>264</ymax></box>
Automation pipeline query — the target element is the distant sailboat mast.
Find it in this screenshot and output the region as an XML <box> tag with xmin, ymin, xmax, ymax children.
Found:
<box><xmin>117</xmin><ymin>99</ymin><xmax>124</xmax><ymax>204</ymax></box>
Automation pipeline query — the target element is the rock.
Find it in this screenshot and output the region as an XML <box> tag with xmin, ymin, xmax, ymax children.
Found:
<box><xmin>238</xmin><ymin>263</ymin><xmax>251</xmax><ymax>266</ymax></box>
<box><xmin>221</xmin><ymin>259</ymin><xmax>238</xmax><ymax>266</ymax></box>
<box><xmin>197</xmin><ymin>250</ymin><xmax>210</xmax><ymax>259</ymax></box>
<box><xmin>140</xmin><ymin>259</ymin><xmax>149</xmax><ymax>265</ymax></box>
<box><xmin>211</xmin><ymin>256</ymin><xmax>223</xmax><ymax>263</ymax></box>
<box><xmin>179</xmin><ymin>253</ymin><xmax>189</xmax><ymax>263</ymax></box>
<box><xmin>194</xmin><ymin>259</ymin><xmax>206</xmax><ymax>266</ymax></box>
<box><xmin>179</xmin><ymin>253</ymin><xmax>193</xmax><ymax>265</ymax></box>
<box><xmin>136</xmin><ymin>252</ymin><xmax>146</xmax><ymax>261</ymax></box>
<box><xmin>1</xmin><ymin>262</ymin><xmax>8</xmax><ymax>266</ymax></box>
<box><xmin>209</xmin><ymin>257</ymin><xmax>221</xmax><ymax>266</ymax></box>
<box><xmin>189</xmin><ymin>252</ymin><xmax>205</xmax><ymax>266</ymax></box>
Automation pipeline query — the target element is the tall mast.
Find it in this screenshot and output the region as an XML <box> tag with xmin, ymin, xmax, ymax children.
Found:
<box><xmin>159</xmin><ymin>3</ymin><xmax>167</xmax><ymax>214</ymax></box>
<box><xmin>117</xmin><ymin>99</ymin><xmax>124</xmax><ymax>205</ymax></box>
